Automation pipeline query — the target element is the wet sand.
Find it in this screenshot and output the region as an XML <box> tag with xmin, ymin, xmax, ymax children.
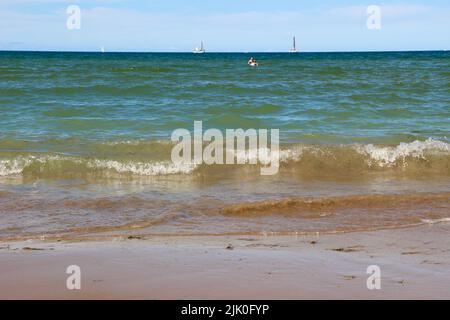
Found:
<box><xmin>1</xmin><ymin>224</ymin><xmax>449</xmax><ymax>299</ymax></box>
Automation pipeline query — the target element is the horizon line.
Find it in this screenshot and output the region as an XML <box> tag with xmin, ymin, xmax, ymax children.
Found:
<box><xmin>0</xmin><ymin>49</ymin><xmax>448</xmax><ymax>54</ymax></box>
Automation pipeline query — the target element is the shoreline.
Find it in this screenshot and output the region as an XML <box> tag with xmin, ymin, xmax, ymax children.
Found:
<box><xmin>1</xmin><ymin>191</ymin><xmax>449</xmax><ymax>242</ymax></box>
<box><xmin>1</xmin><ymin>224</ymin><xmax>449</xmax><ymax>299</ymax></box>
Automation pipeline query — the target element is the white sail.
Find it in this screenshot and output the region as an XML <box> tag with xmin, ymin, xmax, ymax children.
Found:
<box><xmin>290</xmin><ymin>37</ymin><xmax>299</xmax><ymax>53</ymax></box>
<box><xmin>193</xmin><ymin>41</ymin><xmax>205</xmax><ymax>54</ymax></box>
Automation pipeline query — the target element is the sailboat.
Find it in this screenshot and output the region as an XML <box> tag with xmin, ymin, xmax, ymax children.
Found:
<box><xmin>289</xmin><ymin>36</ymin><xmax>299</xmax><ymax>53</ymax></box>
<box><xmin>193</xmin><ymin>41</ymin><xmax>205</xmax><ymax>54</ymax></box>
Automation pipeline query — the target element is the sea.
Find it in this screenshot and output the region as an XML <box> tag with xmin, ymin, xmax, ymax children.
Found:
<box><xmin>0</xmin><ymin>51</ymin><xmax>449</xmax><ymax>240</ymax></box>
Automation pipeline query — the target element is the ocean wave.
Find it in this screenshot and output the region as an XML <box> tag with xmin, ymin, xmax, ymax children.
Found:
<box><xmin>0</xmin><ymin>139</ymin><xmax>448</xmax><ymax>179</ymax></box>
<box><xmin>86</xmin><ymin>159</ymin><xmax>197</xmax><ymax>175</ymax></box>
<box><xmin>0</xmin><ymin>155</ymin><xmax>197</xmax><ymax>177</ymax></box>
<box><xmin>0</xmin><ymin>156</ymin><xmax>34</xmax><ymax>176</ymax></box>
<box><xmin>220</xmin><ymin>193</ymin><xmax>450</xmax><ymax>217</ymax></box>
<box><xmin>355</xmin><ymin>138</ymin><xmax>449</xmax><ymax>167</ymax></box>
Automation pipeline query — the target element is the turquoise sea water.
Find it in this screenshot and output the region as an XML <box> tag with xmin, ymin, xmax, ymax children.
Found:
<box><xmin>0</xmin><ymin>51</ymin><xmax>449</xmax><ymax>239</ymax></box>
<box><xmin>1</xmin><ymin>51</ymin><xmax>449</xmax><ymax>145</ymax></box>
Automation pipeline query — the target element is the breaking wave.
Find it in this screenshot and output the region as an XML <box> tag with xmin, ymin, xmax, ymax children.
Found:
<box><xmin>355</xmin><ymin>138</ymin><xmax>449</xmax><ymax>167</ymax></box>
<box><xmin>0</xmin><ymin>139</ymin><xmax>448</xmax><ymax>179</ymax></box>
<box><xmin>0</xmin><ymin>155</ymin><xmax>197</xmax><ymax>177</ymax></box>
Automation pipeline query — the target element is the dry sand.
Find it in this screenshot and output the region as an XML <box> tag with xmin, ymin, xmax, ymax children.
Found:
<box><xmin>1</xmin><ymin>224</ymin><xmax>449</xmax><ymax>299</ymax></box>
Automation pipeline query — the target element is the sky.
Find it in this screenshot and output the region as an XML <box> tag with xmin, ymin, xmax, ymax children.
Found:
<box><xmin>0</xmin><ymin>0</ymin><xmax>449</xmax><ymax>52</ymax></box>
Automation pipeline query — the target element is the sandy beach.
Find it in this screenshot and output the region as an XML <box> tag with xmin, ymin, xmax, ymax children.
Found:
<box><xmin>1</xmin><ymin>223</ymin><xmax>449</xmax><ymax>300</ymax></box>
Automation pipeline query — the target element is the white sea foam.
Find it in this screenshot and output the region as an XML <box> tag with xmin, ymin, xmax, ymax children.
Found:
<box><xmin>356</xmin><ymin>138</ymin><xmax>450</xmax><ymax>167</ymax></box>
<box><xmin>421</xmin><ymin>218</ymin><xmax>450</xmax><ymax>225</ymax></box>
<box><xmin>0</xmin><ymin>155</ymin><xmax>198</xmax><ymax>176</ymax></box>
<box><xmin>232</xmin><ymin>147</ymin><xmax>301</xmax><ymax>164</ymax></box>
<box><xmin>0</xmin><ymin>155</ymin><xmax>81</xmax><ymax>176</ymax></box>
<box><xmin>0</xmin><ymin>156</ymin><xmax>33</xmax><ymax>176</ymax></box>
<box><xmin>86</xmin><ymin>159</ymin><xmax>197</xmax><ymax>175</ymax></box>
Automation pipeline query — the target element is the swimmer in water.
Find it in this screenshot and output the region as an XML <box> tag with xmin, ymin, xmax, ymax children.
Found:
<box><xmin>248</xmin><ymin>57</ymin><xmax>258</xmax><ymax>66</ymax></box>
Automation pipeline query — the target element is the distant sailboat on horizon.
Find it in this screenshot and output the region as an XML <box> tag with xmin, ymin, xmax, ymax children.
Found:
<box><xmin>193</xmin><ymin>41</ymin><xmax>205</xmax><ymax>54</ymax></box>
<box><xmin>290</xmin><ymin>36</ymin><xmax>299</xmax><ymax>53</ymax></box>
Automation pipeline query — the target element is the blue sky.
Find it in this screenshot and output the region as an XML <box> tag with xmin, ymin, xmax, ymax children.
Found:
<box><xmin>0</xmin><ymin>0</ymin><xmax>449</xmax><ymax>52</ymax></box>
